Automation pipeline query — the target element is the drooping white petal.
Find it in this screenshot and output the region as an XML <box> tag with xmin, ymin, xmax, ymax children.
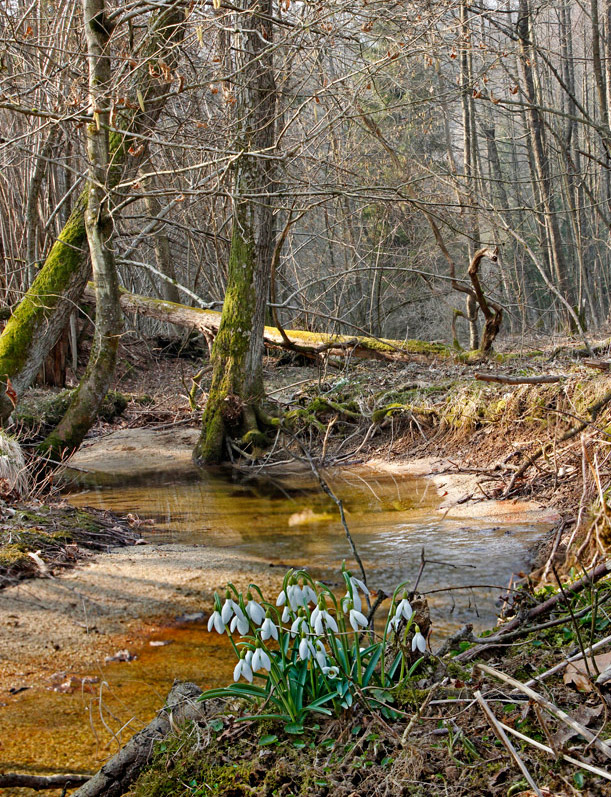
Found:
<box><xmin>246</xmin><ymin>600</ymin><xmax>265</xmax><ymax>625</ymax></box>
<box><xmin>276</xmin><ymin>590</ymin><xmax>287</xmax><ymax>607</ymax></box>
<box><xmin>299</xmin><ymin>637</ymin><xmax>311</xmax><ymax>661</ymax></box>
<box><xmin>314</xmin><ymin>615</ymin><xmax>324</xmax><ymax>636</ymax></box>
<box><xmin>310</xmin><ymin>606</ymin><xmax>321</xmax><ymax>626</ymax></box>
<box><xmin>261</xmin><ymin>617</ymin><xmax>278</xmax><ymax>641</ymax></box>
<box><xmin>349</xmin><ymin>608</ymin><xmax>368</xmax><ymax>631</ymax></box>
<box><xmin>281</xmin><ymin>606</ymin><xmax>291</xmax><ymax>623</ymax></box>
<box><xmin>322</xmin><ymin>611</ymin><xmax>338</xmax><ymax>634</ymax></box>
<box><xmin>258</xmin><ymin>649</ymin><xmax>271</xmax><ymax>672</ymax></box>
<box><xmin>213</xmin><ymin>612</ymin><xmax>225</xmax><ymax>634</ymax></box>
<box><xmin>230</xmin><ymin>615</ymin><xmax>239</xmax><ymax>633</ymax></box>
<box><xmin>351</xmin><ymin>576</ymin><xmax>369</xmax><ymax>595</ymax></box>
<box><xmin>396</xmin><ymin>598</ymin><xmax>413</xmax><ymax>622</ymax></box>
<box><xmin>252</xmin><ymin>648</ymin><xmax>261</xmax><ymax>672</ymax></box>
<box><xmin>302</xmin><ymin>585</ymin><xmax>317</xmax><ymax>605</ymax></box>
<box><xmin>287</xmin><ymin>584</ymin><xmax>303</xmax><ymax>610</ymax></box>
<box><xmin>233</xmin><ymin>660</ymin><xmax>243</xmax><ymax>682</ymax></box>
<box><xmin>221</xmin><ymin>599</ymin><xmax>234</xmax><ymax>625</ymax></box>
<box><xmin>412</xmin><ymin>631</ymin><xmax>426</xmax><ymax>653</ymax></box>
<box><xmin>236</xmin><ymin>615</ymin><xmax>250</xmax><ymax>636</ymax></box>
<box><xmin>242</xmin><ymin>660</ymin><xmax>253</xmax><ymax>682</ymax></box>
<box><xmin>208</xmin><ymin>613</ymin><xmax>216</xmax><ymax>633</ymax></box>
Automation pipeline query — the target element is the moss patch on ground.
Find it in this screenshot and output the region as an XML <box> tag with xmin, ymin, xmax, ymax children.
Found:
<box><xmin>0</xmin><ymin>503</ymin><xmax>139</xmax><ymax>586</ymax></box>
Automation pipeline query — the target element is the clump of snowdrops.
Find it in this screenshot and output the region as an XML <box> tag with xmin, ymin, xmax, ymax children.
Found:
<box><xmin>199</xmin><ymin>566</ymin><xmax>427</xmax><ymax>732</ymax></box>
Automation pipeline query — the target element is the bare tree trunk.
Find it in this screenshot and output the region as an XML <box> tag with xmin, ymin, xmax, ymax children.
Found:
<box><xmin>0</xmin><ymin>1</ymin><xmax>185</xmax><ymax>421</ymax></box>
<box><xmin>41</xmin><ymin>0</ymin><xmax>121</xmax><ymax>457</ymax></box>
<box><xmin>517</xmin><ymin>0</ymin><xmax>576</xmax><ymax>326</ymax></box>
<box><xmin>195</xmin><ymin>0</ymin><xmax>277</xmax><ymax>465</ymax></box>
<box><xmin>460</xmin><ymin>1</ymin><xmax>481</xmax><ymax>350</ymax></box>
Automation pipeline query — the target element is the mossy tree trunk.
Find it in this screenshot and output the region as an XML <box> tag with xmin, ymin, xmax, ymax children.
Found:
<box><xmin>0</xmin><ymin>1</ymin><xmax>186</xmax><ymax>424</ymax></box>
<box><xmin>40</xmin><ymin>0</ymin><xmax>121</xmax><ymax>457</ymax></box>
<box><xmin>194</xmin><ymin>0</ymin><xmax>276</xmax><ymax>465</ymax></box>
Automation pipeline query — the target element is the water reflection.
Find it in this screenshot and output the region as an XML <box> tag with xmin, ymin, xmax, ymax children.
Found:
<box><xmin>69</xmin><ymin>466</ymin><xmax>546</xmax><ymax>632</ymax></box>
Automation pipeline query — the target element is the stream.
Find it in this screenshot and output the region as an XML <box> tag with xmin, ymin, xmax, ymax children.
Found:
<box><xmin>1</xmin><ymin>465</ymin><xmax>549</xmax><ymax>781</ymax></box>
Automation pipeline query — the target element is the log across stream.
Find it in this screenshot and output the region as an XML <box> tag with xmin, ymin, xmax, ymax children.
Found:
<box><xmin>1</xmin><ymin>458</ymin><xmax>555</xmax><ymax>784</ymax></box>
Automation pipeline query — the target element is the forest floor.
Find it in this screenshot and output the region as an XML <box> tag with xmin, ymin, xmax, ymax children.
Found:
<box><xmin>2</xmin><ymin>332</ymin><xmax>611</xmax><ymax>795</ymax></box>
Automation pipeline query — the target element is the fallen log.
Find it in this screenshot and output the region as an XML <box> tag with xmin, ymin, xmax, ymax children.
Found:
<box><xmin>0</xmin><ymin>773</ymin><xmax>90</xmax><ymax>790</ymax></box>
<box><xmin>474</xmin><ymin>372</ymin><xmax>563</xmax><ymax>385</ymax></box>
<box><xmin>84</xmin><ymin>284</ymin><xmax>426</xmax><ymax>362</ymax></box>
<box><xmin>71</xmin><ymin>681</ymin><xmax>205</xmax><ymax>797</ymax></box>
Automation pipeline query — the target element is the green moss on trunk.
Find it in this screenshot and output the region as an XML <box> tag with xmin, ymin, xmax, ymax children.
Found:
<box><xmin>195</xmin><ymin>211</ymin><xmax>258</xmax><ymax>465</ymax></box>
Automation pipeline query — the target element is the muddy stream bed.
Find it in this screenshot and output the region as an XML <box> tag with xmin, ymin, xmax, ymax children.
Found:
<box><xmin>0</xmin><ymin>457</ymin><xmax>554</xmax><ymax>784</ymax></box>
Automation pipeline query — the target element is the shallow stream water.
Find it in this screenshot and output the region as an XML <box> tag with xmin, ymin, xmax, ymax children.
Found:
<box><xmin>2</xmin><ymin>466</ymin><xmax>548</xmax><ymax>783</ymax></box>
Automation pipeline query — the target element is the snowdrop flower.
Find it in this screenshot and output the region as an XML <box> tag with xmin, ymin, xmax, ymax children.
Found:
<box><xmin>301</xmin><ymin>584</ymin><xmax>318</xmax><ymax>606</ymax></box>
<box><xmin>299</xmin><ymin>635</ymin><xmax>316</xmax><ymax>662</ymax></box>
<box><xmin>252</xmin><ymin>645</ymin><xmax>272</xmax><ymax>673</ymax></box>
<box><xmin>394</xmin><ymin>594</ymin><xmax>413</xmax><ymax>622</ymax></box>
<box><xmin>276</xmin><ymin>589</ymin><xmax>287</xmax><ymax>607</ymax></box>
<box><xmin>412</xmin><ymin>627</ymin><xmax>427</xmax><ymax>653</ymax></box>
<box><xmin>314</xmin><ymin>609</ymin><xmax>338</xmax><ymax>636</ymax></box>
<box><xmin>245</xmin><ymin>595</ymin><xmax>265</xmax><ymax>625</ymax></box>
<box><xmin>233</xmin><ymin>653</ymin><xmax>253</xmax><ymax>683</ymax></box>
<box><xmin>349</xmin><ymin>607</ymin><xmax>368</xmax><ymax>632</ymax></box>
<box><xmin>314</xmin><ymin>641</ymin><xmax>328</xmax><ymax>669</ymax></box>
<box><xmin>281</xmin><ymin>606</ymin><xmax>291</xmax><ymax>623</ymax></box>
<box><xmin>342</xmin><ymin>590</ymin><xmax>361</xmax><ymax>613</ymax></box>
<box><xmin>207</xmin><ymin>610</ymin><xmax>225</xmax><ymax>634</ymax></box>
<box><xmin>260</xmin><ymin>615</ymin><xmax>278</xmax><ymax>641</ymax></box>
<box><xmin>290</xmin><ymin>612</ymin><xmax>309</xmax><ymax>637</ymax></box>
<box><xmin>221</xmin><ymin>594</ymin><xmax>246</xmax><ymax>626</ymax></box>
<box><xmin>350</xmin><ymin>575</ymin><xmax>369</xmax><ymax>597</ymax></box>
<box><xmin>287</xmin><ymin>582</ymin><xmax>304</xmax><ymax>610</ymax></box>
<box><xmin>322</xmin><ymin>665</ymin><xmax>339</xmax><ymax>679</ymax></box>
<box><xmin>230</xmin><ymin>613</ymin><xmax>250</xmax><ymax>636</ymax></box>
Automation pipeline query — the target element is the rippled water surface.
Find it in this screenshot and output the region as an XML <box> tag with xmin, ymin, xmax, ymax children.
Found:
<box><xmin>70</xmin><ymin>466</ymin><xmax>546</xmax><ymax>631</ymax></box>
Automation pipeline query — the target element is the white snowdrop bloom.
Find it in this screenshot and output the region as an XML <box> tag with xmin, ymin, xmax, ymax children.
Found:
<box><xmin>314</xmin><ymin>641</ymin><xmax>327</xmax><ymax>669</ymax></box>
<box><xmin>276</xmin><ymin>590</ymin><xmax>287</xmax><ymax>607</ymax></box>
<box><xmin>395</xmin><ymin>596</ymin><xmax>413</xmax><ymax>622</ymax></box>
<box><xmin>281</xmin><ymin>606</ymin><xmax>291</xmax><ymax>623</ymax></box>
<box><xmin>245</xmin><ymin>599</ymin><xmax>265</xmax><ymax>625</ymax></box>
<box><xmin>314</xmin><ymin>610</ymin><xmax>338</xmax><ymax>636</ymax></box>
<box><xmin>260</xmin><ymin>616</ymin><xmax>278</xmax><ymax>641</ymax></box>
<box><xmin>299</xmin><ymin>637</ymin><xmax>315</xmax><ymax>661</ymax></box>
<box><xmin>412</xmin><ymin>629</ymin><xmax>427</xmax><ymax>653</ymax></box>
<box><xmin>302</xmin><ymin>585</ymin><xmax>318</xmax><ymax>605</ymax></box>
<box><xmin>287</xmin><ymin>583</ymin><xmax>303</xmax><ymax>610</ymax></box>
<box><xmin>290</xmin><ymin>614</ymin><xmax>308</xmax><ymax>637</ymax></box>
<box><xmin>233</xmin><ymin>656</ymin><xmax>253</xmax><ymax>683</ymax></box>
<box><xmin>222</xmin><ymin>598</ymin><xmax>246</xmax><ymax>626</ymax></box>
<box><xmin>349</xmin><ymin>608</ymin><xmax>368</xmax><ymax>632</ymax></box>
<box><xmin>350</xmin><ymin>575</ymin><xmax>369</xmax><ymax>596</ymax></box>
<box><xmin>252</xmin><ymin>647</ymin><xmax>272</xmax><ymax>673</ymax></box>
<box><xmin>230</xmin><ymin>613</ymin><xmax>250</xmax><ymax>636</ymax></box>
<box><xmin>342</xmin><ymin>589</ymin><xmax>363</xmax><ymax>613</ymax></box>
<box><xmin>207</xmin><ymin>610</ymin><xmax>225</xmax><ymax>634</ymax></box>
<box><xmin>322</xmin><ymin>665</ymin><xmax>339</xmax><ymax>679</ymax></box>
